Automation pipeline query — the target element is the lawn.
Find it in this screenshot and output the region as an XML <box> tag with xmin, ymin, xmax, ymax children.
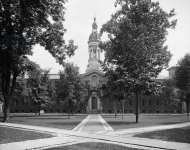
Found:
<box><xmin>0</xmin><ymin>126</ymin><xmax>53</xmax><ymax>144</ymax></box>
<box><xmin>1</xmin><ymin>113</ymin><xmax>190</xmax><ymax>131</ymax></box>
<box><xmin>46</xmin><ymin>142</ymin><xmax>142</xmax><ymax>150</ymax></box>
<box><xmin>134</xmin><ymin>126</ymin><xmax>190</xmax><ymax>143</ymax></box>
<box><xmin>3</xmin><ymin>114</ymin><xmax>87</xmax><ymax>130</ymax></box>
<box><xmin>102</xmin><ymin>114</ymin><xmax>190</xmax><ymax>130</ymax></box>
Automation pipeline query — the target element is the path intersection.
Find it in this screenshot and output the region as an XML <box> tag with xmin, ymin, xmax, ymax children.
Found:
<box><xmin>0</xmin><ymin>114</ymin><xmax>190</xmax><ymax>150</ymax></box>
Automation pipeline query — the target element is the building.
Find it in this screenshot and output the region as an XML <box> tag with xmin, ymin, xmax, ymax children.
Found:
<box><xmin>0</xmin><ymin>18</ymin><xmax>184</xmax><ymax>114</ymax></box>
<box><xmin>80</xmin><ymin>18</ymin><xmax>106</xmax><ymax>113</ymax></box>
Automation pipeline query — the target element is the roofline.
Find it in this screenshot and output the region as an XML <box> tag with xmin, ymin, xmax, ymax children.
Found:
<box><xmin>80</xmin><ymin>70</ymin><xmax>105</xmax><ymax>78</ymax></box>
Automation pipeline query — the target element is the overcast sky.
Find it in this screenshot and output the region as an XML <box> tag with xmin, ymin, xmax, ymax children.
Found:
<box><xmin>29</xmin><ymin>0</ymin><xmax>190</xmax><ymax>78</ymax></box>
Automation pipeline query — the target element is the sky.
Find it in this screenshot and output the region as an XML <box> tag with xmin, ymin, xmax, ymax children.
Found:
<box><xmin>29</xmin><ymin>0</ymin><xmax>190</xmax><ymax>78</ymax></box>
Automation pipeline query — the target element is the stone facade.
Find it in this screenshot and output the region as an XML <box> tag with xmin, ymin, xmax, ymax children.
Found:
<box><xmin>80</xmin><ymin>18</ymin><xmax>106</xmax><ymax>113</ymax></box>
<box><xmin>1</xmin><ymin>19</ymin><xmax>184</xmax><ymax>114</ymax></box>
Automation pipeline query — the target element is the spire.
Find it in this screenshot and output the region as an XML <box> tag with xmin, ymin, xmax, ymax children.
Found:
<box><xmin>92</xmin><ymin>17</ymin><xmax>98</xmax><ymax>30</ymax></box>
<box><xmin>88</xmin><ymin>17</ymin><xmax>99</xmax><ymax>43</ymax></box>
<box><xmin>86</xmin><ymin>17</ymin><xmax>101</xmax><ymax>73</ymax></box>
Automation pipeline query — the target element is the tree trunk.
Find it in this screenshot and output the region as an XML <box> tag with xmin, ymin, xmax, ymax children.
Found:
<box><xmin>114</xmin><ymin>101</ymin><xmax>117</xmax><ymax>119</ymax></box>
<box><xmin>186</xmin><ymin>100</ymin><xmax>189</xmax><ymax>116</ymax></box>
<box><xmin>122</xmin><ymin>100</ymin><xmax>125</xmax><ymax>120</ymax></box>
<box><xmin>135</xmin><ymin>93</ymin><xmax>139</xmax><ymax>123</ymax></box>
<box><xmin>3</xmin><ymin>95</ymin><xmax>10</xmax><ymax>122</ymax></box>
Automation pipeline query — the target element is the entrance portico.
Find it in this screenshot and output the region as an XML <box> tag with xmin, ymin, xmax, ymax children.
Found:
<box><xmin>91</xmin><ymin>97</ymin><xmax>97</xmax><ymax>110</ymax></box>
<box><xmin>87</xmin><ymin>94</ymin><xmax>102</xmax><ymax>113</ymax></box>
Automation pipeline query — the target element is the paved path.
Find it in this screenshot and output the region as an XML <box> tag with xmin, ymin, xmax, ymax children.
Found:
<box><xmin>72</xmin><ymin>114</ymin><xmax>113</xmax><ymax>133</ymax></box>
<box><xmin>0</xmin><ymin>114</ymin><xmax>190</xmax><ymax>150</ymax></box>
<box><xmin>110</xmin><ymin>121</ymin><xmax>190</xmax><ymax>136</ymax></box>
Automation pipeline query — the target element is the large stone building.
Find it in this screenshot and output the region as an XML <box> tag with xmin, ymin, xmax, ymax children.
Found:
<box><xmin>80</xmin><ymin>18</ymin><xmax>106</xmax><ymax>113</ymax></box>
<box><xmin>0</xmin><ymin>18</ymin><xmax>184</xmax><ymax>114</ymax></box>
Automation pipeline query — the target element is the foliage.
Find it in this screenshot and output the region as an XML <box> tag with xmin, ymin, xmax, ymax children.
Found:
<box><xmin>161</xmin><ymin>79</ymin><xmax>179</xmax><ymax>108</ymax></box>
<box><xmin>27</xmin><ymin>61</ymin><xmax>42</xmax><ymax>90</ymax></box>
<box><xmin>0</xmin><ymin>0</ymin><xmax>77</xmax><ymax>121</ymax></box>
<box><xmin>26</xmin><ymin>62</ymin><xmax>53</xmax><ymax>114</ymax></box>
<box><xmin>11</xmin><ymin>76</ymin><xmax>26</xmax><ymax>103</ymax></box>
<box><xmin>175</xmin><ymin>54</ymin><xmax>190</xmax><ymax>91</ymax></box>
<box><xmin>175</xmin><ymin>54</ymin><xmax>190</xmax><ymax>115</ymax></box>
<box><xmin>55</xmin><ymin>63</ymin><xmax>82</xmax><ymax>114</ymax></box>
<box><xmin>101</xmin><ymin>69</ymin><xmax>126</xmax><ymax>116</ymax></box>
<box><xmin>100</xmin><ymin>0</ymin><xmax>176</xmax><ymax>122</ymax></box>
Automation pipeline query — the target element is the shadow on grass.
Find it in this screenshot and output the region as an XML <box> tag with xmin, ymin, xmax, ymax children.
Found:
<box><xmin>160</xmin><ymin>121</ymin><xmax>187</xmax><ymax>125</ymax></box>
<box><xmin>0</xmin><ymin>126</ymin><xmax>53</xmax><ymax>144</ymax></box>
<box><xmin>135</xmin><ymin>126</ymin><xmax>190</xmax><ymax>143</ymax></box>
<box><xmin>102</xmin><ymin>115</ymin><xmax>126</xmax><ymax>118</ymax></box>
<box><xmin>50</xmin><ymin>121</ymin><xmax>80</xmax><ymax>126</ymax></box>
<box><xmin>25</xmin><ymin>117</ymin><xmax>75</xmax><ymax>120</ymax></box>
<box><xmin>107</xmin><ymin>121</ymin><xmax>136</xmax><ymax>125</ymax></box>
<box><xmin>46</xmin><ymin>142</ymin><xmax>142</xmax><ymax>150</ymax></box>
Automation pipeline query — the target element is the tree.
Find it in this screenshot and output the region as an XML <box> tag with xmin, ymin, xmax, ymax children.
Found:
<box><xmin>175</xmin><ymin>54</ymin><xmax>190</xmax><ymax>116</ymax></box>
<box><xmin>0</xmin><ymin>0</ymin><xmax>77</xmax><ymax>121</ymax></box>
<box><xmin>100</xmin><ymin>0</ymin><xmax>176</xmax><ymax>123</ymax></box>
<box><xmin>26</xmin><ymin>61</ymin><xmax>50</xmax><ymax>115</ymax></box>
<box><xmin>38</xmin><ymin>69</ymin><xmax>52</xmax><ymax>110</ymax></box>
<box><xmin>56</xmin><ymin>63</ymin><xmax>82</xmax><ymax>116</ymax></box>
<box><xmin>36</xmin><ymin>69</ymin><xmax>52</xmax><ymax>115</ymax></box>
<box><xmin>101</xmin><ymin>69</ymin><xmax>127</xmax><ymax>118</ymax></box>
<box><xmin>103</xmin><ymin>70</ymin><xmax>119</xmax><ymax>118</ymax></box>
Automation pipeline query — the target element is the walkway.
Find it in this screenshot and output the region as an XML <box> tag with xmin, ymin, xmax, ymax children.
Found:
<box><xmin>0</xmin><ymin>115</ymin><xmax>190</xmax><ymax>150</ymax></box>
<box><xmin>72</xmin><ymin>114</ymin><xmax>113</xmax><ymax>133</ymax></box>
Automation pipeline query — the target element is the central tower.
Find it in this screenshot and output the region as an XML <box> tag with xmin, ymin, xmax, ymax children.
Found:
<box><xmin>86</xmin><ymin>17</ymin><xmax>101</xmax><ymax>72</ymax></box>
<box><xmin>80</xmin><ymin>18</ymin><xmax>106</xmax><ymax>113</ymax></box>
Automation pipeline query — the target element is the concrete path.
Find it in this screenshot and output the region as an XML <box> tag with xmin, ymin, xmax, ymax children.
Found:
<box><xmin>111</xmin><ymin>122</ymin><xmax>190</xmax><ymax>136</ymax></box>
<box><xmin>72</xmin><ymin>114</ymin><xmax>113</xmax><ymax>133</ymax></box>
<box><xmin>0</xmin><ymin>115</ymin><xmax>190</xmax><ymax>150</ymax></box>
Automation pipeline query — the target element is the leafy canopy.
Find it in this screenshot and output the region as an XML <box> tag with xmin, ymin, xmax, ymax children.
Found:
<box><xmin>0</xmin><ymin>0</ymin><xmax>77</xmax><ymax>95</ymax></box>
<box><xmin>175</xmin><ymin>54</ymin><xmax>190</xmax><ymax>93</ymax></box>
<box><xmin>0</xmin><ymin>0</ymin><xmax>77</xmax><ymax>121</ymax></box>
<box><xmin>100</xmin><ymin>0</ymin><xmax>176</xmax><ymax>95</ymax></box>
<box><xmin>56</xmin><ymin>63</ymin><xmax>82</xmax><ymax>104</ymax></box>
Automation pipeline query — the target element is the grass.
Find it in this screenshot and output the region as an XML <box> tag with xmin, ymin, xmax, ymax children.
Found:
<box><xmin>3</xmin><ymin>114</ymin><xmax>87</xmax><ymax>130</ymax></box>
<box><xmin>102</xmin><ymin>114</ymin><xmax>190</xmax><ymax>130</ymax></box>
<box><xmin>46</xmin><ymin>142</ymin><xmax>142</xmax><ymax>150</ymax></box>
<box><xmin>0</xmin><ymin>126</ymin><xmax>53</xmax><ymax>144</ymax></box>
<box><xmin>1</xmin><ymin>113</ymin><xmax>189</xmax><ymax>131</ymax></box>
<box><xmin>134</xmin><ymin>126</ymin><xmax>190</xmax><ymax>143</ymax></box>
